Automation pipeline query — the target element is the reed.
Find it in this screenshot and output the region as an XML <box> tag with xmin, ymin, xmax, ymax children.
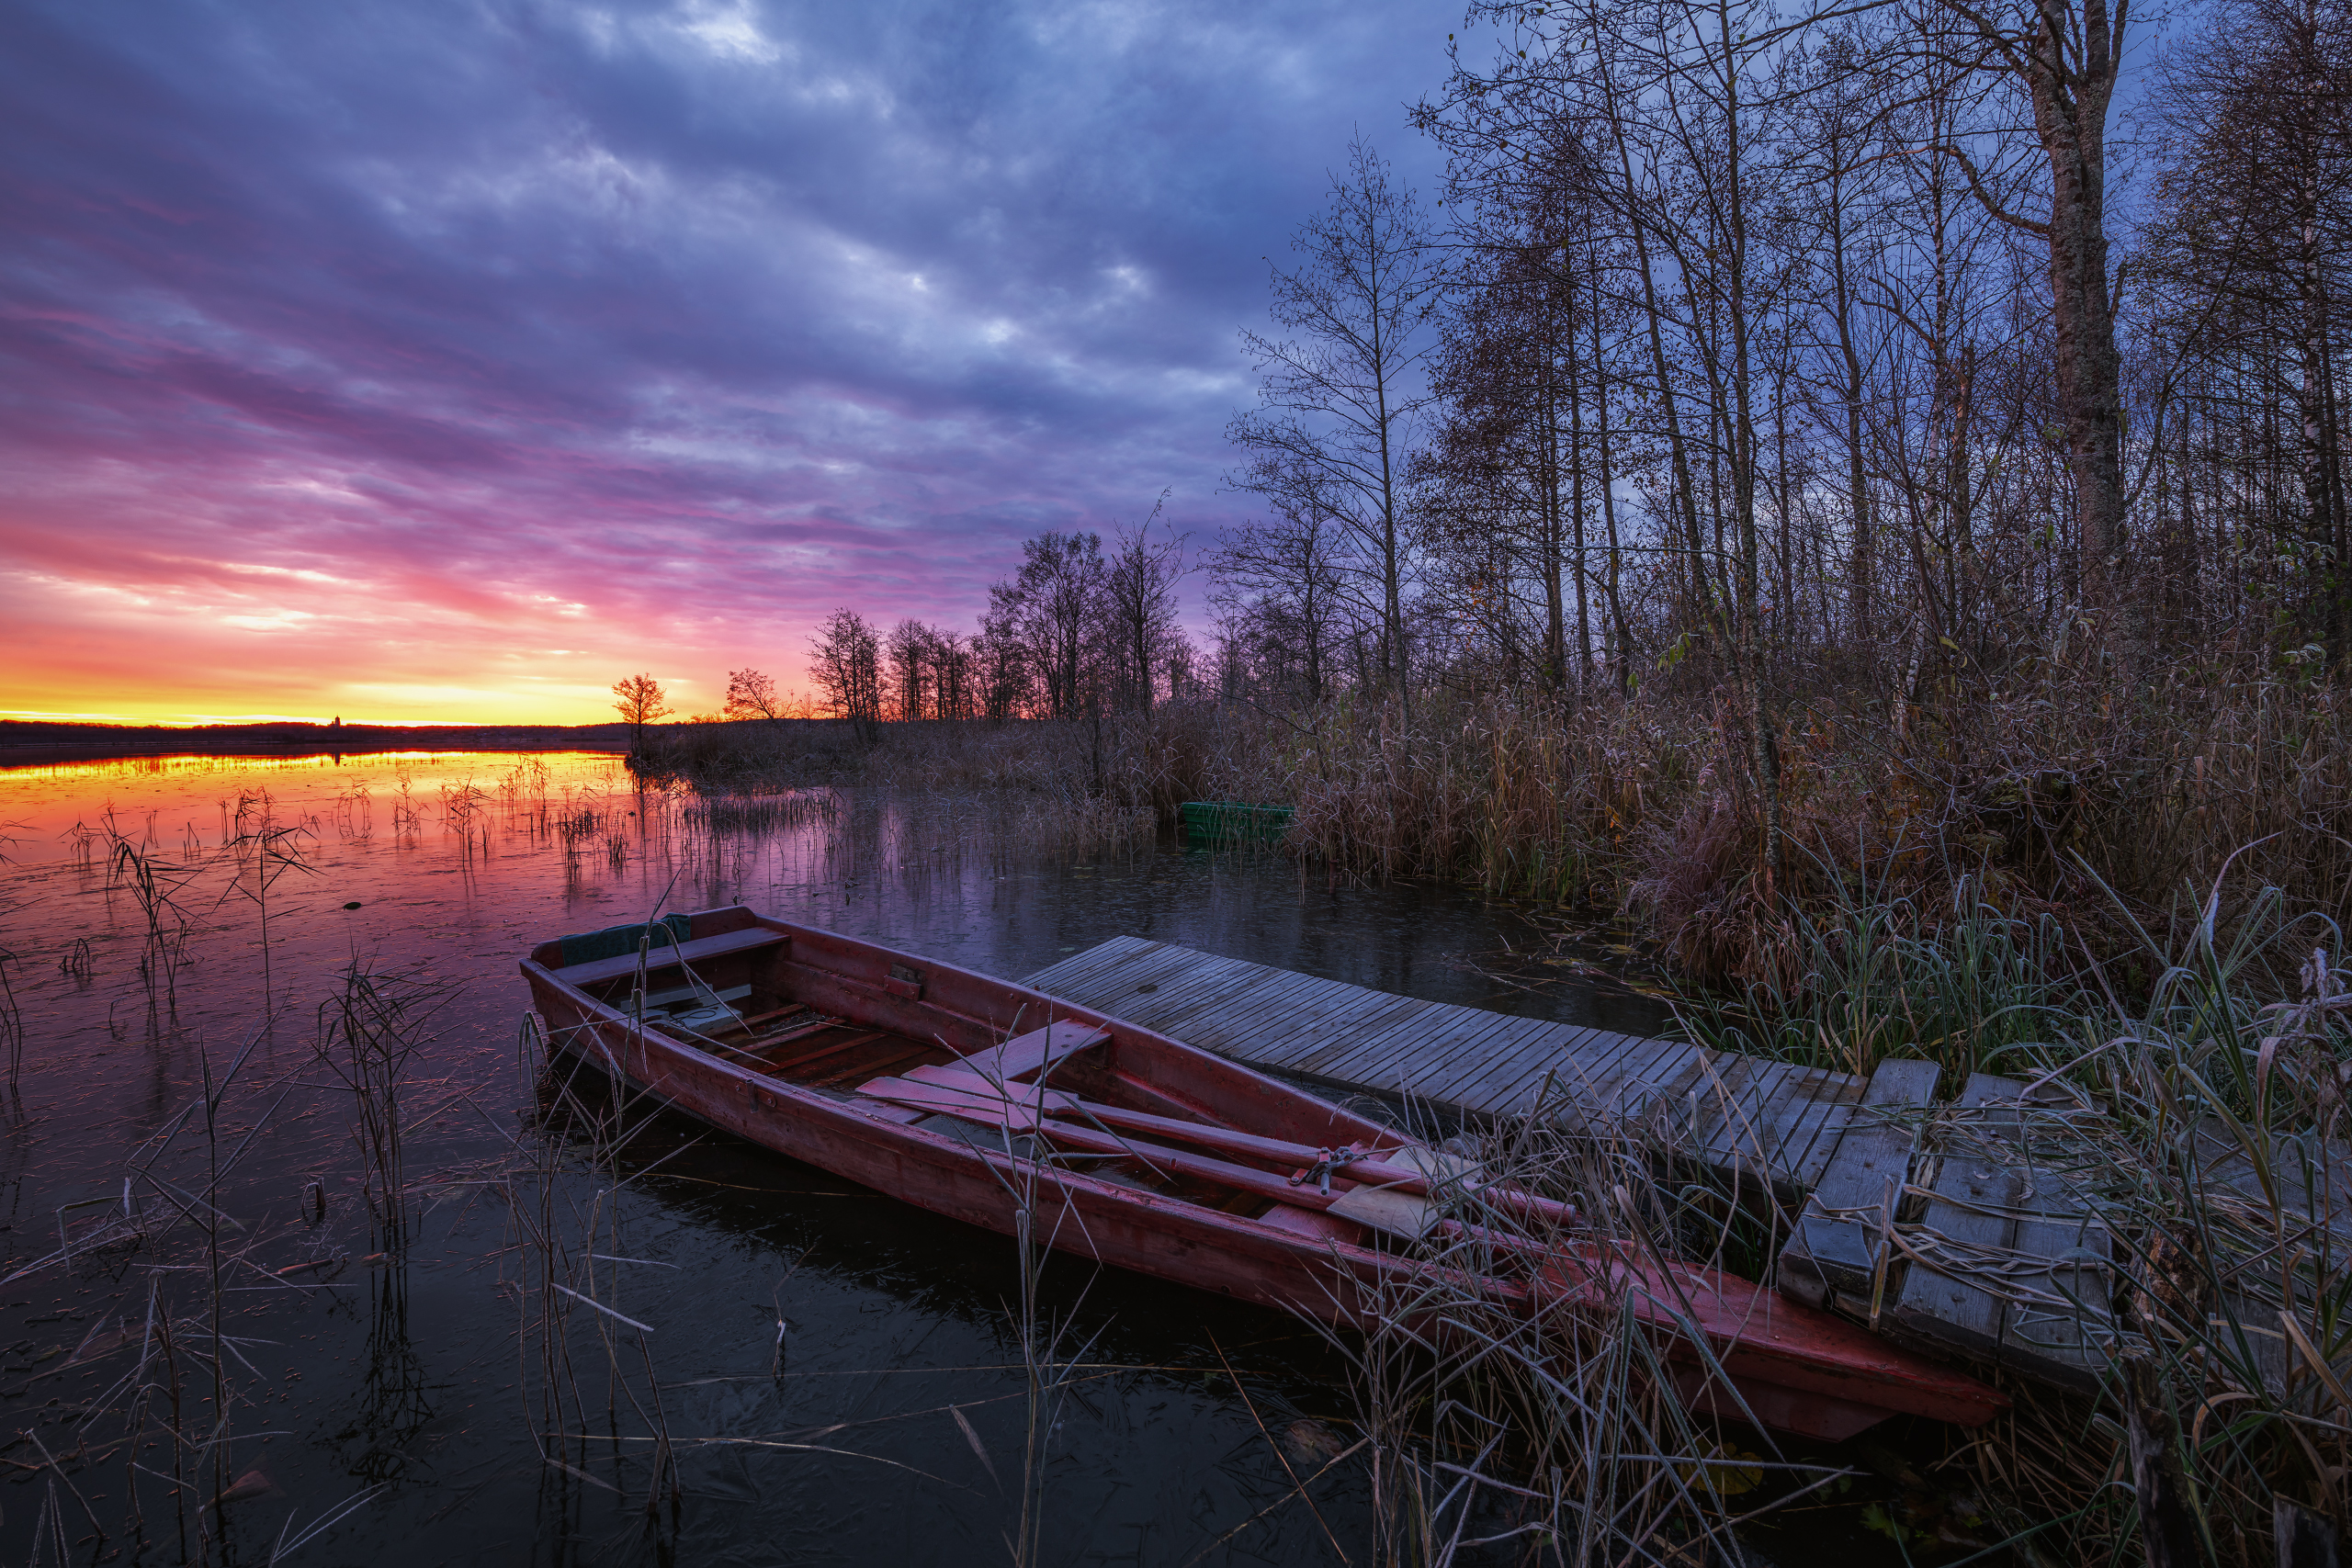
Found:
<box><xmin>682</xmin><ymin>789</ymin><xmax>838</xmax><ymax>835</ymax></box>
<box><xmin>1669</xmin><ymin>864</ymin><xmax>2087</xmax><ymax>1080</ymax></box>
<box><xmin>313</xmin><ymin>962</ymin><xmax>456</xmax><ymax>1254</ymax></box>
<box><xmin>1282</xmin><ymin>1111</ymin><xmax>1837</xmax><ymax>1567</ymax></box>
<box><xmin>437</xmin><ymin>779</ymin><xmax>494</xmax><ymax>861</ymax></box>
<box><xmin>331</xmin><ymin>781</ymin><xmax>373</xmax><ymax>841</ymax></box>
<box><xmin>95</xmin><ymin>807</ymin><xmax>204</xmax><ymax>1006</ymax></box>
<box><xmin>389</xmin><ymin>769</ymin><xmax>424</xmax><ymax>838</ymax></box>
<box><xmin>0</xmin><ymin>946</ymin><xmax>20</xmax><ymax>1089</ymax></box>
<box><xmin>223</xmin><ymin>791</ymin><xmax>315</xmax><ymax>1014</ymax></box>
<box><xmin>507</xmin><ymin>950</ymin><xmax>703</xmax><ymax>1549</ymax></box>
<box><xmin>645</xmin><ymin>650</ymin><xmax>2352</xmax><ymax>987</ymax></box>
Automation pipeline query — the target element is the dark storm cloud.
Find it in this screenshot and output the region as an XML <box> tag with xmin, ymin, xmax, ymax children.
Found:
<box><xmin>0</xmin><ymin>0</ymin><xmax>1452</xmax><ymax>718</ymax></box>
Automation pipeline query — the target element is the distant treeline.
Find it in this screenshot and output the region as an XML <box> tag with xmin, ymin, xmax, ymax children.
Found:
<box><xmin>0</xmin><ymin>719</ymin><xmax>636</xmax><ymax>756</ymax></box>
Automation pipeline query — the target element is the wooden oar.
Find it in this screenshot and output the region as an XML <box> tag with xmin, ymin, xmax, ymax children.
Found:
<box><xmin>887</xmin><ymin>1063</ymin><xmax>1578</xmax><ymax>1226</ymax></box>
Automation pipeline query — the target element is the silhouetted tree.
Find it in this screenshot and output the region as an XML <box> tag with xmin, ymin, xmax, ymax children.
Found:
<box><xmin>611</xmin><ymin>673</ymin><xmax>672</xmax><ymax>756</ymax></box>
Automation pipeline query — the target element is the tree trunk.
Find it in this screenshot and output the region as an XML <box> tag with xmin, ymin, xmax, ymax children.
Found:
<box><xmin>2023</xmin><ymin>0</ymin><xmax>2127</xmax><ymax>613</ymax></box>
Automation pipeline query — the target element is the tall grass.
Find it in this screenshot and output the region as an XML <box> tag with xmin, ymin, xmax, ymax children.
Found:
<box><xmin>635</xmin><ymin>655</ymin><xmax>2352</xmax><ymax>987</ymax></box>
<box><xmin>1653</xmin><ymin>866</ymin><xmax>2352</xmax><ymax>1563</ymax></box>
<box><xmin>314</xmin><ymin>963</ymin><xmax>457</xmax><ymax>1254</ymax></box>
<box><xmin>1299</xmin><ymin>1114</ymin><xmax>1852</xmax><ymax>1566</ymax></box>
<box><xmin>1672</xmin><ymin>865</ymin><xmax>2087</xmax><ymax>1080</ymax></box>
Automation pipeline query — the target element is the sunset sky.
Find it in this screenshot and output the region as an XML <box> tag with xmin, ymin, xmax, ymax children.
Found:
<box><xmin>2</xmin><ymin>0</ymin><xmax>1451</xmax><ymax>726</ymax></box>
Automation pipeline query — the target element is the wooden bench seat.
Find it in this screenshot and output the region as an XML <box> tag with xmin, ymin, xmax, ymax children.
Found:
<box><xmin>550</xmin><ymin>927</ymin><xmax>785</xmax><ymax>987</ymax></box>
<box><xmin>947</xmin><ymin>1020</ymin><xmax>1110</xmax><ymax>1085</ymax></box>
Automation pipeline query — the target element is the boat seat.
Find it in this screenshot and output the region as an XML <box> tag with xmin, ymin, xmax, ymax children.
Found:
<box><xmin>854</xmin><ymin>1072</ymin><xmax>1078</xmax><ymax>1131</ymax></box>
<box><xmin>945</xmin><ymin>1021</ymin><xmax>1110</xmax><ymax>1086</ymax></box>
<box><xmin>550</xmin><ymin>927</ymin><xmax>785</xmax><ymax>987</ymax></box>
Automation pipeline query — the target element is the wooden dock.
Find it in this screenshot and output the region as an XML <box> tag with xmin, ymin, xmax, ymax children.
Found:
<box><xmin>1023</xmin><ymin>934</ymin><xmax>2120</xmax><ymax>1391</ymax></box>
<box><xmin>1023</xmin><ymin>933</ymin><xmax>1868</xmax><ymax>1198</ymax></box>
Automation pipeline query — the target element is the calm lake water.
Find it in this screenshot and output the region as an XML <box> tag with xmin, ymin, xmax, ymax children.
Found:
<box><xmin>0</xmin><ymin>749</ymin><xmax>1711</xmax><ymax>1567</ymax></box>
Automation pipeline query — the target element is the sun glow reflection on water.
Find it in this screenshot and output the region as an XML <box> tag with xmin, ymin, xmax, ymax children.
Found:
<box><xmin>1</xmin><ymin>750</ymin><xmax>1653</xmax><ymax>1565</ymax></box>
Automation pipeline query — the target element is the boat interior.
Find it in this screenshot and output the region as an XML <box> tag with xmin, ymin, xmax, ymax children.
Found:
<box><xmin>537</xmin><ymin>922</ymin><xmax>1474</xmax><ymax>1248</ymax></box>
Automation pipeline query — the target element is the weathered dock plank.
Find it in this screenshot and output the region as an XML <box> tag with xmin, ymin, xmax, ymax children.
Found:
<box><xmin>1017</xmin><ymin>937</ymin><xmax>2150</xmax><ymax>1397</ymax></box>
<box><xmin>1777</xmin><ymin>1058</ymin><xmax>1940</xmax><ymax>1313</ymax></box>
<box><xmin>1022</xmin><ymin>938</ymin><xmax>1863</xmax><ymax>1201</ymax></box>
<box><xmin>1890</xmin><ymin>1075</ymin><xmax>2025</xmax><ymax>1356</ymax></box>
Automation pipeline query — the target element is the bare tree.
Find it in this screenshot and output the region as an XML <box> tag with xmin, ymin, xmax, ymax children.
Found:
<box><xmin>932</xmin><ymin>628</ymin><xmax>974</xmax><ymax>720</ymax></box>
<box><xmin>2146</xmin><ymin>0</ymin><xmax>2352</xmax><ymax>651</ymax></box>
<box><xmin>611</xmin><ymin>673</ymin><xmax>672</xmax><ymax>757</ymax></box>
<box><xmin>1101</xmin><ymin>491</ymin><xmax>1187</xmax><ymax>712</ymax></box>
<box><xmin>723</xmin><ymin>668</ymin><xmax>787</xmax><ymax>727</ymax></box>
<box><xmin>988</xmin><ymin>531</ymin><xmax>1105</xmax><ymax>719</ymax></box>
<box><xmin>886</xmin><ymin>619</ymin><xmax>934</xmax><ymax>722</ymax></box>
<box><xmin>1213</xmin><ymin>471</ymin><xmax>1347</xmax><ymax>703</ymax></box>
<box><xmin>975</xmin><ymin>613</ymin><xmax>1030</xmax><ymax>720</ymax></box>
<box><xmin>1921</xmin><ymin>0</ymin><xmax>2130</xmax><ymax>611</ymax></box>
<box><xmin>807</xmin><ymin>608</ymin><xmax>883</xmax><ymax>740</ymax></box>
<box><xmin>1228</xmin><ymin>134</ymin><xmax>1436</xmax><ymax>697</ymax></box>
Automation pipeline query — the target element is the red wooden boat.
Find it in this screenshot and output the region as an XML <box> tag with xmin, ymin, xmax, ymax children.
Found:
<box><xmin>519</xmin><ymin>906</ymin><xmax>2005</xmax><ymax>1440</ymax></box>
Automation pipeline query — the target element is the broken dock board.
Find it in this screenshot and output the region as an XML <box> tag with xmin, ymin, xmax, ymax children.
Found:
<box><xmin>1024</xmin><ymin>935</ymin><xmax>2130</xmax><ymax>1397</ymax></box>
<box><xmin>1778</xmin><ymin>1058</ymin><xmax>1940</xmax><ymax>1314</ymax></box>
<box><xmin>1999</xmin><ymin>1122</ymin><xmax>2114</xmax><ymax>1391</ymax></box>
<box><xmin>1890</xmin><ymin>1075</ymin><xmax>2026</xmax><ymax>1357</ymax></box>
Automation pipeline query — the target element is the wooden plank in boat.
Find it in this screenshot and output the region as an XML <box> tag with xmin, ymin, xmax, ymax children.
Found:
<box><xmin>809</xmin><ymin>1038</ymin><xmax>942</xmax><ymax>1089</ymax></box>
<box><xmin>1889</xmin><ymin>1075</ymin><xmax>2024</xmax><ymax>1355</ymax></box>
<box><xmin>953</xmin><ymin>1021</ymin><xmax>1111</xmax><ymax>1084</ymax></box>
<box><xmin>551</xmin><ymin>927</ymin><xmax>786</xmax><ymax>987</ymax></box>
<box><xmin>1327</xmin><ymin>1183</ymin><xmax>1443</xmax><ymax>1242</ymax></box>
<box><xmin>765</xmin><ymin>1028</ymin><xmax>890</xmax><ymax>1077</ymax></box>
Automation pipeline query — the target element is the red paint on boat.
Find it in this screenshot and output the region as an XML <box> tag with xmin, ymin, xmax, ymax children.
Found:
<box><xmin>520</xmin><ymin>906</ymin><xmax>2007</xmax><ymax>1439</ymax></box>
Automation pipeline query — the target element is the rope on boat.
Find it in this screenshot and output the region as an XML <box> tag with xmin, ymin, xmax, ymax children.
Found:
<box><xmin>1288</xmin><ymin>1145</ymin><xmax>1372</xmax><ymax>1196</ymax></box>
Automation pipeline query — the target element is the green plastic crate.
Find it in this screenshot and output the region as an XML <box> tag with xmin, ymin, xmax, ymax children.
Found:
<box><xmin>1178</xmin><ymin>800</ymin><xmax>1295</xmax><ymax>845</ymax></box>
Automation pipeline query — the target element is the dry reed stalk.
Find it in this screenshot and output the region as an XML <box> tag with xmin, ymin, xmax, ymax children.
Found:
<box><xmin>620</xmin><ymin>658</ymin><xmax>2352</xmax><ymax>989</ymax></box>
<box><xmin>0</xmin><ymin>946</ymin><xmax>21</xmax><ymax>1089</ymax></box>
<box><xmin>1299</xmin><ymin>1114</ymin><xmax>1839</xmax><ymax>1567</ymax></box>
<box><xmin>313</xmin><ymin>963</ymin><xmax>457</xmax><ymax>1254</ymax></box>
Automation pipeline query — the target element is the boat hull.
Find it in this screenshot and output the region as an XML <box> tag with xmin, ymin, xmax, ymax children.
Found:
<box><xmin>522</xmin><ymin>908</ymin><xmax>1408</xmax><ymax>1325</ymax></box>
<box><xmin>519</xmin><ymin>906</ymin><xmax>2009</xmax><ymax>1439</ymax></box>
